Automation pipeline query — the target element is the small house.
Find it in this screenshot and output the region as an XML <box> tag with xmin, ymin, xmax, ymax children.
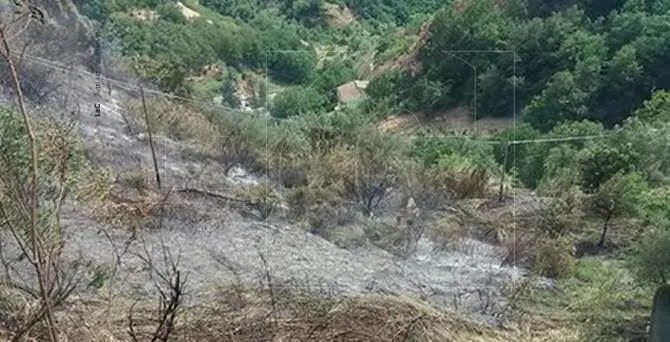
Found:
<box><xmin>336</xmin><ymin>80</ymin><xmax>369</xmax><ymax>107</ymax></box>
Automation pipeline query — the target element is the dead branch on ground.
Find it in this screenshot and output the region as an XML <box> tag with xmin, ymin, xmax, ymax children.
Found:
<box><xmin>128</xmin><ymin>237</ymin><xmax>187</xmax><ymax>342</ymax></box>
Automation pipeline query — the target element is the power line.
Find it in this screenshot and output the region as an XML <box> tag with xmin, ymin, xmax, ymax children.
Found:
<box><xmin>9</xmin><ymin>51</ymin><xmax>611</xmax><ymax>146</ymax></box>
<box><xmin>407</xmin><ymin>133</ymin><xmax>609</xmax><ymax>145</ymax></box>
<box><xmin>11</xmin><ymin>50</ymin><xmax>264</xmax><ymax>116</ymax></box>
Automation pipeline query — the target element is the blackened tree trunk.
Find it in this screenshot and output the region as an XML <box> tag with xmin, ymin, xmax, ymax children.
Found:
<box><xmin>598</xmin><ymin>211</ymin><xmax>613</xmax><ymax>248</ymax></box>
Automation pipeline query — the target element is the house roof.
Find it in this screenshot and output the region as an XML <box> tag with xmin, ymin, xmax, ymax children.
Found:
<box><xmin>336</xmin><ymin>80</ymin><xmax>369</xmax><ymax>104</ymax></box>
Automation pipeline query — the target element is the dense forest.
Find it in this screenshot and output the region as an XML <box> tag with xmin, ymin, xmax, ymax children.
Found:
<box><xmin>74</xmin><ymin>0</ymin><xmax>670</xmax><ymax>128</ymax></box>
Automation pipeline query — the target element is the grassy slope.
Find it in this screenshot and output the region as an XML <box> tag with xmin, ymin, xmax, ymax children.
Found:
<box><xmin>522</xmin><ymin>256</ymin><xmax>651</xmax><ymax>341</ymax></box>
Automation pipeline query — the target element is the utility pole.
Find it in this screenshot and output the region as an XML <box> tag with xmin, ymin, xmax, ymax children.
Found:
<box><xmin>498</xmin><ymin>141</ymin><xmax>509</xmax><ymax>202</ymax></box>
<box><xmin>140</xmin><ymin>86</ymin><xmax>161</xmax><ymax>190</ymax></box>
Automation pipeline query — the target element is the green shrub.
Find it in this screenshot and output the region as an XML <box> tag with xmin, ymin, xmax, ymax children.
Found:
<box><xmin>584</xmin><ymin>171</ymin><xmax>648</xmax><ymax>248</ymax></box>
<box><xmin>629</xmin><ymin>227</ymin><xmax>670</xmax><ymax>285</ymax></box>
<box><xmin>413</xmin><ymin>137</ymin><xmax>496</xmax><ymax>169</ymax></box>
<box><xmin>577</xmin><ymin>140</ymin><xmax>640</xmax><ymax>193</ymax></box>
<box><xmin>270</xmin><ymin>86</ymin><xmax>328</xmax><ymax>118</ymax></box>
<box><xmin>156</xmin><ymin>3</ymin><xmax>187</xmax><ymax>23</ymax></box>
<box><xmin>0</xmin><ymin>107</ymin><xmax>86</xmax><ymax>186</ymax></box>
<box><xmin>269</xmin><ymin>50</ymin><xmax>317</xmax><ymax>85</ymax></box>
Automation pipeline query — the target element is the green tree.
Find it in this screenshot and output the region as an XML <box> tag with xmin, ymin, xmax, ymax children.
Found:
<box><xmin>577</xmin><ymin>139</ymin><xmax>639</xmax><ymax>192</ymax></box>
<box><xmin>74</xmin><ymin>0</ymin><xmax>116</xmax><ymax>22</ymax></box>
<box><xmin>590</xmin><ymin>44</ymin><xmax>644</xmax><ymax>125</ymax></box>
<box><xmin>630</xmin><ymin>226</ymin><xmax>670</xmax><ymax>285</ymax></box>
<box><xmin>420</xmin><ymin>0</ymin><xmax>514</xmax><ymax>114</ymax></box>
<box><xmin>284</xmin><ymin>0</ymin><xmax>325</xmax><ymax>26</ymax></box>
<box><xmin>258</xmin><ymin>77</ymin><xmax>268</xmax><ymax>109</ymax></box>
<box><xmin>634</xmin><ymin>90</ymin><xmax>670</xmax><ymax>124</ymax></box>
<box><xmin>643</xmin><ymin>186</ymin><xmax>670</xmax><ymax>224</ymax></box>
<box><xmin>248</xmin><ymin>74</ymin><xmax>267</xmax><ymax>109</ymax></box>
<box><xmin>129</xmin><ymin>55</ymin><xmax>192</xmax><ymax>96</ymax></box>
<box><xmin>270</xmin><ymin>86</ymin><xmax>328</xmax><ymax>118</ymax></box>
<box><xmin>492</xmin><ymin>122</ymin><xmax>540</xmax><ymax>174</ymax></box>
<box><xmin>522</xmin><ymin>71</ymin><xmax>591</xmax><ymax>132</ymax></box>
<box><xmin>311</xmin><ymin>60</ymin><xmax>356</xmax><ymax>103</ymax></box>
<box><xmin>156</xmin><ymin>3</ymin><xmax>187</xmax><ymax>23</ymax></box>
<box><xmin>584</xmin><ymin>171</ymin><xmax>647</xmax><ymax>248</ymax></box>
<box><xmin>525</xmin><ymin>0</ymin><xmax>578</xmax><ymax>17</ymax></box>
<box><xmin>270</xmin><ymin>50</ymin><xmax>317</xmax><ymax>85</ymax></box>
<box><xmin>511</xmin><ymin>13</ymin><xmax>580</xmax><ymax>108</ymax></box>
<box><xmin>581</xmin><ymin>0</ymin><xmax>628</xmax><ymax>19</ymax></box>
<box><xmin>404</xmin><ymin>77</ymin><xmax>445</xmax><ymax>113</ymax></box>
<box><xmin>366</xmin><ymin>70</ymin><xmax>405</xmax><ymax>107</ymax></box>
<box><xmin>537</xmin><ymin>144</ymin><xmax>581</xmax><ymax>202</ymax></box>
<box><xmin>496</xmin><ymin>120</ymin><xmax>601</xmax><ymax>189</ymax></box>
<box><xmin>221</xmin><ymin>70</ymin><xmax>241</xmax><ymax>108</ymax></box>
<box><xmin>616</xmin><ymin>118</ymin><xmax>670</xmax><ymax>185</ymax></box>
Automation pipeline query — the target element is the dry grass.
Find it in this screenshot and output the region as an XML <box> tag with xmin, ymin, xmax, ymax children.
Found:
<box><xmin>304</xmin><ymin>146</ymin><xmax>353</xmax><ymax>192</ymax></box>
<box><xmin>425</xmin><ymin>209</ymin><xmax>474</xmax><ymax>250</ymax></box>
<box><xmin>323</xmin><ymin>3</ymin><xmax>356</xmax><ymax>28</ymax></box>
<box><xmin>43</xmin><ymin>280</ymin><xmax>584</xmax><ymax>342</ymax></box>
<box><xmin>124</xmin><ymin>97</ymin><xmax>219</xmax><ymax>149</ymax></box>
<box><xmin>235</xmin><ymin>182</ymin><xmax>281</xmax><ymax>219</ymax></box>
<box><xmin>532</xmin><ymin>237</ymin><xmax>576</xmax><ymax>279</ymax></box>
<box><xmin>176</xmin><ymin>1</ymin><xmax>201</xmax><ymax>19</ymax></box>
<box><xmin>423</xmin><ymin>162</ymin><xmax>492</xmax><ymax>200</ymax></box>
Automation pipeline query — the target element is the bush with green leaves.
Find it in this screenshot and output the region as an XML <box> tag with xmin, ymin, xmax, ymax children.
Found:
<box><xmin>365</xmin><ymin>70</ymin><xmax>405</xmax><ymax>108</ymax></box>
<box><xmin>244</xmin><ymin>183</ymin><xmax>279</xmax><ymax>219</ymax></box>
<box><xmin>535</xmin><ymin>144</ymin><xmax>581</xmax><ymax>202</ymax></box>
<box><xmin>201</xmin><ymin>0</ymin><xmax>325</xmax><ymax>25</ymax></box>
<box><xmin>270</xmin><ymin>86</ymin><xmax>328</xmax><ymax>118</ymax></box>
<box><xmin>156</xmin><ymin>3</ymin><xmax>187</xmax><ymax>23</ymax></box>
<box><xmin>342</xmin><ymin>0</ymin><xmax>444</xmax><ymax>27</ymax></box>
<box><xmin>643</xmin><ymin>186</ymin><xmax>670</xmax><ymax>224</ymax></box>
<box><xmin>366</xmin><ymin>69</ymin><xmax>451</xmax><ymax>114</ymax></box>
<box><xmin>293</xmin><ymin>106</ymin><xmax>372</xmax><ymax>154</ymax></box>
<box><xmin>577</xmin><ymin>139</ymin><xmax>640</xmax><ymax>193</ymax></box>
<box><xmin>630</xmin><ymin>227</ymin><xmax>670</xmax><ymax>285</ymax></box>
<box><xmin>0</xmin><ymin>107</ymin><xmax>86</xmax><ymax>190</ymax></box>
<box><xmin>410</xmin><ymin>137</ymin><xmax>498</xmax><ymax>201</ymax></box>
<box><xmin>614</xmin><ymin>118</ymin><xmax>670</xmax><ymax>185</ymax></box>
<box><xmin>584</xmin><ymin>171</ymin><xmax>648</xmax><ymax>248</ymax></box>
<box><xmin>413</xmin><ymin>137</ymin><xmax>496</xmax><ymax>171</ymax></box>
<box><xmin>635</xmin><ymin>90</ymin><xmax>670</xmax><ymax>125</ymax></box>
<box><xmin>500</xmin><ymin>119</ymin><xmax>603</xmax><ymax>189</ymax></box>
<box><xmin>310</xmin><ymin>59</ymin><xmax>356</xmax><ymax>103</ymax></box>
<box><xmin>220</xmin><ymin>69</ymin><xmax>241</xmax><ymax>108</ymax></box>
<box><xmin>98</xmin><ymin>3</ymin><xmax>318</xmax><ymax>94</ymax></box>
<box><xmin>269</xmin><ymin>50</ymin><xmax>317</xmax><ymax>85</ymax></box>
